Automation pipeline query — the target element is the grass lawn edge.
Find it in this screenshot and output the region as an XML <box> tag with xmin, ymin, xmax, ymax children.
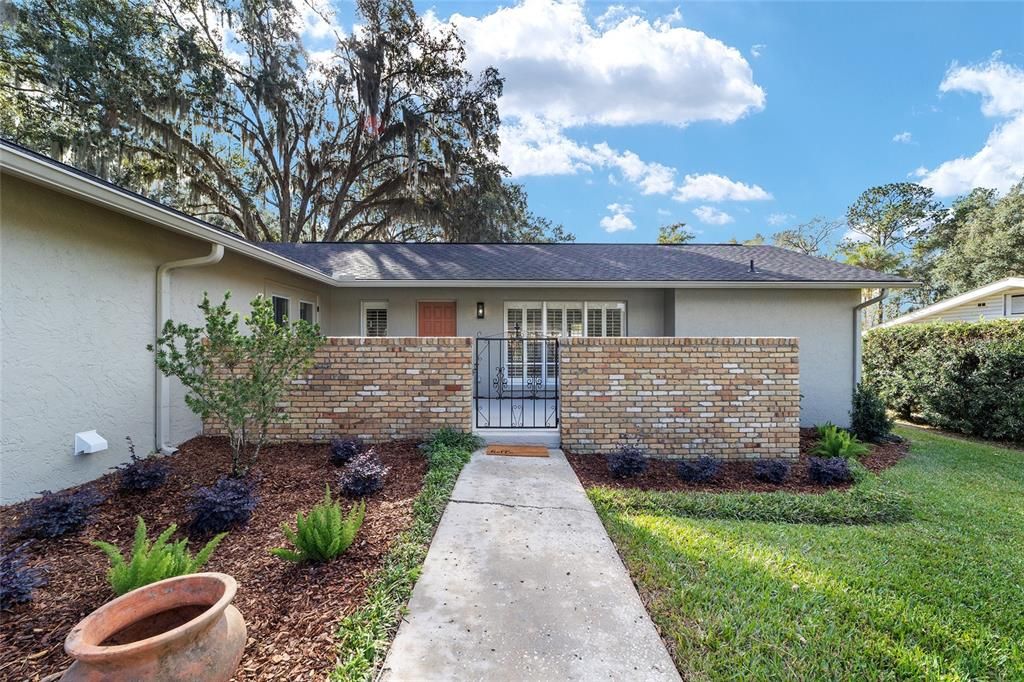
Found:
<box><xmin>331</xmin><ymin>430</ymin><xmax>480</xmax><ymax>681</ymax></box>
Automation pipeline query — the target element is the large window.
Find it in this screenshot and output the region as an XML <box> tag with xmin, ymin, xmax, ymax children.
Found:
<box><xmin>361</xmin><ymin>301</ymin><xmax>389</xmax><ymax>336</ymax></box>
<box><xmin>1010</xmin><ymin>294</ymin><xmax>1024</xmax><ymax>316</ymax></box>
<box><xmin>505</xmin><ymin>301</ymin><xmax>625</xmax><ymax>338</ymax></box>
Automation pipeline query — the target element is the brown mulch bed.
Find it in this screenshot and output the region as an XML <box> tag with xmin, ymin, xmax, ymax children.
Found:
<box><xmin>0</xmin><ymin>437</ymin><xmax>427</xmax><ymax>681</ymax></box>
<box><xmin>567</xmin><ymin>428</ymin><xmax>909</xmax><ymax>493</ymax></box>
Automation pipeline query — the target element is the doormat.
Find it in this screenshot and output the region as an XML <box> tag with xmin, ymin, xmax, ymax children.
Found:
<box><xmin>486</xmin><ymin>444</ymin><xmax>550</xmax><ymax>458</ymax></box>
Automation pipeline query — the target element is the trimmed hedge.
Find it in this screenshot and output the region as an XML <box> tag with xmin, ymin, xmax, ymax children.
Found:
<box><xmin>587</xmin><ymin>472</ymin><xmax>909</xmax><ymax>526</ymax></box>
<box><xmin>863</xmin><ymin>320</ymin><xmax>1024</xmax><ymax>441</ymax></box>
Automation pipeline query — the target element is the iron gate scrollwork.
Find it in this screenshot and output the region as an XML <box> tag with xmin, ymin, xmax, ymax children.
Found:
<box><xmin>475</xmin><ymin>336</ymin><xmax>559</xmax><ymax>429</ymax></box>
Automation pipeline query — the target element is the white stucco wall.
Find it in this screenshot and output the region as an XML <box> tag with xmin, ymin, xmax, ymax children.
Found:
<box><xmin>671</xmin><ymin>288</ymin><xmax>862</xmax><ymax>427</ymax></box>
<box><xmin>0</xmin><ymin>176</ymin><xmax>330</xmax><ymax>503</ymax></box>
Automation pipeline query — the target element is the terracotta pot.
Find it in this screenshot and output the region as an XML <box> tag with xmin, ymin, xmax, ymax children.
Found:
<box><xmin>62</xmin><ymin>572</ymin><xmax>246</xmax><ymax>681</ymax></box>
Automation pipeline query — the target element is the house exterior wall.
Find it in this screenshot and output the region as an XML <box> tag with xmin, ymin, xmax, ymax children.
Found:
<box><xmin>560</xmin><ymin>337</ymin><xmax>800</xmax><ymax>458</ymax></box>
<box><xmin>905</xmin><ymin>288</ymin><xmax>1024</xmax><ymax>324</ymax></box>
<box><xmin>324</xmin><ymin>287</ymin><xmax>669</xmax><ymax>337</ymax></box>
<box><xmin>0</xmin><ymin>176</ymin><xmax>331</xmax><ymax>502</ymax></box>
<box><xmin>671</xmin><ymin>288</ymin><xmax>860</xmax><ymax>427</ymax></box>
<box><xmin>203</xmin><ymin>337</ymin><xmax>473</xmax><ymax>442</ymax></box>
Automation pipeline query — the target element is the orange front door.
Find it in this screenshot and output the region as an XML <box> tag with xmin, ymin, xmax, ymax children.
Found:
<box><xmin>418</xmin><ymin>302</ymin><xmax>457</xmax><ymax>336</ymax></box>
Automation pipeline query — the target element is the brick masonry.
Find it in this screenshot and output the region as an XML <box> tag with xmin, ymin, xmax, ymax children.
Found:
<box><xmin>204</xmin><ymin>337</ymin><xmax>473</xmax><ymax>443</ymax></box>
<box><xmin>559</xmin><ymin>337</ymin><xmax>800</xmax><ymax>459</ymax></box>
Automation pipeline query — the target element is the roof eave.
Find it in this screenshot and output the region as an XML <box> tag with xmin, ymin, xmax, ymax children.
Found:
<box><xmin>0</xmin><ymin>143</ymin><xmax>338</xmax><ymax>287</ymax></box>
<box><xmin>330</xmin><ymin>278</ymin><xmax>920</xmax><ymax>289</ymax></box>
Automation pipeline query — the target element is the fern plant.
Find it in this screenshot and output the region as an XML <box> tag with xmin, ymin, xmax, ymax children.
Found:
<box><xmin>93</xmin><ymin>517</ymin><xmax>226</xmax><ymax>596</ymax></box>
<box><xmin>271</xmin><ymin>486</ymin><xmax>365</xmax><ymax>563</ymax></box>
<box><xmin>812</xmin><ymin>424</ymin><xmax>870</xmax><ymax>459</ymax></box>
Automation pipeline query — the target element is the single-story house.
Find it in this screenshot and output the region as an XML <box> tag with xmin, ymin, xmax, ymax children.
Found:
<box><xmin>1</xmin><ymin>141</ymin><xmax>916</xmax><ymax>502</ymax></box>
<box><xmin>879</xmin><ymin>277</ymin><xmax>1024</xmax><ymax>327</ymax></box>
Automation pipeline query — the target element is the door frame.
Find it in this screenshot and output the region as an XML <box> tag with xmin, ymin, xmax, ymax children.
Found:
<box><xmin>416</xmin><ymin>300</ymin><xmax>458</xmax><ymax>336</ymax></box>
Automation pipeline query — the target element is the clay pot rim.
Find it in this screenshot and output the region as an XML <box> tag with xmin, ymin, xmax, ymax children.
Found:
<box><xmin>65</xmin><ymin>572</ymin><xmax>237</xmax><ymax>661</ymax></box>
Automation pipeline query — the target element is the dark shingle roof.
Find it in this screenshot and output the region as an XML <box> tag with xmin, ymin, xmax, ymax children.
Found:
<box><xmin>258</xmin><ymin>242</ymin><xmax>914</xmax><ymax>284</ymax></box>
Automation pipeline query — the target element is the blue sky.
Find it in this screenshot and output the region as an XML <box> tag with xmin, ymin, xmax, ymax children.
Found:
<box><xmin>397</xmin><ymin>1</ymin><xmax>1023</xmax><ymax>244</ymax></box>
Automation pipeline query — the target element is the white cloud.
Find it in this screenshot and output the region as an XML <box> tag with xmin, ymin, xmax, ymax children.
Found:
<box><xmin>600</xmin><ymin>203</ymin><xmax>636</xmax><ymax>232</ymax></box>
<box><xmin>674</xmin><ymin>173</ymin><xmax>772</xmax><ymax>202</ymax></box>
<box><xmin>500</xmin><ymin>116</ymin><xmax>676</xmax><ymax>194</ymax></box>
<box><xmin>444</xmin><ymin>0</ymin><xmax>765</xmax><ymax>127</ymax></box>
<box><xmin>692</xmin><ymin>205</ymin><xmax>734</xmax><ymax>225</ymax></box>
<box><xmin>892</xmin><ymin>131</ymin><xmax>913</xmax><ymax>144</ymax></box>
<box><xmin>766</xmin><ymin>212</ymin><xmax>793</xmax><ymax>226</ymax></box>
<box><xmin>751</xmin><ymin>44</ymin><xmax>765</xmax><ymax>58</ymax></box>
<box><xmin>919</xmin><ymin>58</ymin><xmax>1024</xmax><ymax>196</ymax></box>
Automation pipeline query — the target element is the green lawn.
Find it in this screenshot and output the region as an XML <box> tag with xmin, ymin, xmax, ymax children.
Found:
<box><xmin>591</xmin><ymin>428</ymin><xmax>1024</xmax><ymax>680</ymax></box>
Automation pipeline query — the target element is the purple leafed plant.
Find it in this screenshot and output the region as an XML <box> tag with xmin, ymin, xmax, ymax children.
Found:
<box><xmin>14</xmin><ymin>488</ymin><xmax>104</xmax><ymax>539</ymax></box>
<box><xmin>676</xmin><ymin>456</ymin><xmax>723</xmax><ymax>483</ymax></box>
<box><xmin>339</xmin><ymin>450</ymin><xmax>389</xmax><ymax>498</ymax></box>
<box><xmin>189</xmin><ymin>477</ymin><xmax>258</xmax><ymax>535</ymax></box>
<box><xmin>808</xmin><ymin>457</ymin><xmax>853</xmax><ymax>485</ymax></box>
<box><xmin>606</xmin><ymin>445</ymin><xmax>648</xmax><ymax>479</ymax></box>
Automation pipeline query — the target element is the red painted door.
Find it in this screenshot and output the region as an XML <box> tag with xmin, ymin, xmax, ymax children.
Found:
<box><xmin>418</xmin><ymin>302</ymin><xmax>457</xmax><ymax>336</ymax></box>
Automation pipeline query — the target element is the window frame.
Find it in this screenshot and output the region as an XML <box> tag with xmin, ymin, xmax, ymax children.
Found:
<box><xmin>1009</xmin><ymin>294</ymin><xmax>1024</xmax><ymax>317</ymax></box>
<box><xmin>271</xmin><ymin>295</ymin><xmax>291</xmax><ymax>326</ymax></box>
<box><xmin>361</xmin><ymin>301</ymin><xmax>389</xmax><ymax>337</ymax></box>
<box><xmin>503</xmin><ymin>301</ymin><xmax>626</xmax><ymax>338</ymax></box>
<box><xmin>298</xmin><ymin>300</ymin><xmax>317</xmax><ymax>324</ymax></box>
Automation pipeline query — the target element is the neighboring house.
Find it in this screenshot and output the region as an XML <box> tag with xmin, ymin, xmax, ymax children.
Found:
<box><xmin>879</xmin><ymin>277</ymin><xmax>1024</xmax><ymax>328</ymax></box>
<box><xmin>1</xmin><ymin>141</ymin><xmax>916</xmax><ymax>502</ymax></box>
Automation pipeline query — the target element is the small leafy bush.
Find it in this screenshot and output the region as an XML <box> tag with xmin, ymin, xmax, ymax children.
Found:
<box><xmin>676</xmin><ymin>456</ymin><xmax>722</xmax><ymax>483</ymax></box>
<box><xmin>753</xmin><ymin>459</ymin><xmax>790</xmax><ymax>484</ymax></box>
<box><xmin>808</xmin><ymin>456</ymin><xmax>853</xmax><ymax>485</ymax></box>
<box><xmin>813</xmin><ymin>424</ymin><xmax>870</xmax><ymax>459</ymax></box>
<box><xmin>14</xmin><ymin>488</ymin><xmax>104</xmax><ymax>539</ymax></box>
<box><xmin>606</xmin><ymin>445</ymin><xmax>648</xmax><ymax>479</ymax></box>
<box><xmin>188</xmin><ymin>477</ymin><xmax>257</xmax><ymax>535</ymax></box>
<box><xmin>0</xmin><ymin>543</ymin><xmax>46</xmax><ymax>609</ymax></box>
<box><xmin>429</xmin><ymin>427</ymin><xmax>484</xmax><ymax>453</ymax></box>
<box><xmin>339</xmin><ymin>450</ymin><xmax>389</xmax><ymax>498</ymax></box>
<box><xmin>116</xmin><ymin>436</ymin><xmax>170</xmax><ymax>493</ymax></box>
<box><xmin>850</xmin><ymin>383</ymin><xmax>892</xmax><ymax>443</ymax></box>
<box><xmin>271</xmin><ymin>486</ymin><xmax>365</xmax><ymax>563</ymax></box>
<box><xmin>329</xmin><ymin>437</ymin><xmax>364</xmax><ymax>466</ymax></box>
<box><xmin>93</xmin><ymin>517</ymin><xmax>226</xmax><ymax>596</ymax></box>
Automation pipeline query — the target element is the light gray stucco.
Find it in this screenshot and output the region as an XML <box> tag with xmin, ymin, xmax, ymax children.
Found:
<box><xmin>671</xmin><ymin>287</ymin><xmax>861</xmax><ymax>427</ymax></box>
<box><xmin>325</xmin><ymin>286</ymin><xmax>669</xmax><ymax>337</ymax></box>
<box><xmin>0</xmin><ymin>176</ymin><xmax>330</xmax><ymax>502</ymax></box>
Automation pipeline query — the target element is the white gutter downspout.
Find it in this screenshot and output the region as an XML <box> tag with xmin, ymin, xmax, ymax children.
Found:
<box><xmin>853</xmin><ymin>288</ymin><xmax>888</xmax><ymax>388</ymax></box>
<box><xmin>155</xmin><ymin>244</ymin><xmax>225</xmax><ymax>454</ymax></box>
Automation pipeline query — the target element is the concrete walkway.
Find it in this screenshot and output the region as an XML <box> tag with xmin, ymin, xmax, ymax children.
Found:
<box><xmin>381</xmin><ymin>449</ymin><xmax>680</xmax><ymax>681</ymax></box>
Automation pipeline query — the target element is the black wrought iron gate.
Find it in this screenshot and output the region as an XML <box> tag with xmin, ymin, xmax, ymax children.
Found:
<box><xmin>475</xmin><ymin>336</ymin><xmax>559</xmax><ymax>429</ymax></box>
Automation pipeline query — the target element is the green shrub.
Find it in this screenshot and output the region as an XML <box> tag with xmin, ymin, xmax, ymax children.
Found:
<box><xmin>850</xmin><ymin>382</ymin><xmax>892</xmax><ymax>442</ymax></box>
<box><xmin>863</xmin><ymin>320</ymin><xmax>1024</xmax><ymax>440</ymax></box>
<box><xmin>93</xmin><ymin>517</ymin><xmax>226</xmax><ymax>596</ymax></box>
<box><xmin>813</xmin><ymin>424</ymin><xmax>869</xmax><ymax>459</ymax></box>
<box><xmin>272</xmin><ymin>486</ymin><xmax>365</xmax><ymax>563</ymax></box>
<box><xmin>428</xmin><ymin>427</ymin><xmax>483</xmax><ymax>453</ymax></box>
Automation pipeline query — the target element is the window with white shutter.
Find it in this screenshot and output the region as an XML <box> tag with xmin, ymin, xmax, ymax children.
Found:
<box><xmin>361</xmin><ymin>302</ymin><xmax>388</xmax><ymax>336</ymax></box>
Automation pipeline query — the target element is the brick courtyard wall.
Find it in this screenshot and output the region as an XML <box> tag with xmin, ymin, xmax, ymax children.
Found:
<box><xmin>204</xmin><ymin>337</ymin><xmax>473</xmax><ymax>443</ymax></box>
<box><xmin>560</xmin><ymin>337</ymin><xmax>800</xmax><ymax>459</ymax></box>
